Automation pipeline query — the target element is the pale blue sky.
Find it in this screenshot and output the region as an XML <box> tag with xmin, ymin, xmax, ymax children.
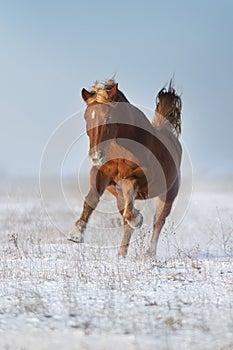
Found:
<box><xmin>0</xmin><ymin>0</ymin><xmax>233</xmax><ymax>178</ymax></box>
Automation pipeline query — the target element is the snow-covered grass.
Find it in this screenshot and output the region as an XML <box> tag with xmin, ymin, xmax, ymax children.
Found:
<box><xmin>0</xmin><ymin>177</ymin><xmax>233</xmax><ymax>350</ymax></box>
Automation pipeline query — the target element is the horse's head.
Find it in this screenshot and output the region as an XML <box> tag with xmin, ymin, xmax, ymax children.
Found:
<box><xmin>81</xmin><ymin>82</ymin><xmax>119</xmax><ymax>166</ymax></box>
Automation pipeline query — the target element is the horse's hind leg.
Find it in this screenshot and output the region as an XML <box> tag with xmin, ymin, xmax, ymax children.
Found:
<box><xmin>149</xmin><ymin>197</ymin><xmax>173</xmax><ymax>256</ymax></box>
<box><xmin>116</xmin><ymin>195</ymin><xmax>134</xmax><ymax>257</ymax></box>
<box><xmin>68</xmin><ymin>167</ymin><xmax>110</xmax><ymax>243</ymax></box>
<box><xmin>118</xmin><ymin>220</ymin><xmax>134</xmax><ymax>257</ymax></box>
<box><xmin>149</xmin><ymin>176</ymin><xmax>180</xmax><ymax>256</ymax></box>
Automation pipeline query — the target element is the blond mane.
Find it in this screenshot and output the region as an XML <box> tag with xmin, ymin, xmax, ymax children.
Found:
<box><xmin>86</xmin><ymin>79</ymin><xmax>117</xmax><ymax>104</ymax></box>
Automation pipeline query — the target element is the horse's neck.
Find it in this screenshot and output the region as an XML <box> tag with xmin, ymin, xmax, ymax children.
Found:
<box><xmin>114</xmin><ymin>93</ymin><xmax>154</xmax><ymax>133</ymax></box>
<box><xmin>115</xmin><ymin>90</ymin><xmax>129</xmax><ymax>103</ymax></box>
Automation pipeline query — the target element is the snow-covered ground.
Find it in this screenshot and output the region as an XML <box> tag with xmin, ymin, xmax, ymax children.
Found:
<box><xmin>0</xmin><ymin>177</ymin><xmax>232</xmax><ymax>349</ymax></box>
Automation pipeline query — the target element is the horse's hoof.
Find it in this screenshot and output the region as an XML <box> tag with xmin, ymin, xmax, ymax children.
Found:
<box><xmin>67</xmin><ymin>225</ymin><xmax>85</xmax><ymax>243</ymax></box>
<box><xmin>117</xmin><ymin>252</ymin><xmax>127</xmax><ymax>259</ymax></box>
<box><xmin>146</xmin><ymin>248</ymin><xmax>155</xmax><ymax>257</ymax></box>
<box><xmin>127</xmin><ymin>212</ymin><xmax>143</xmax><ymax>229</ymax></box>
<box><xmin>117</xmin><ymin>249</ymin><xmax>127</xmax><ymax>258</ymax></box>
<box><xmin>146</xmin><ymin>243</ymin><xmax>157</xmax><ymax>257</ymax></box>
<box><xmin>67</xmin><ymin>234</ymin><xmax>84</xmax><ymax>243</ymax></box>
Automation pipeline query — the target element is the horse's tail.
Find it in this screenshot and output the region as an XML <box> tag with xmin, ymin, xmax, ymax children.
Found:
<box><xmin>153</xmin><ymin>80</ymin><xmax>182</xmax><ymax>136</ymax></box>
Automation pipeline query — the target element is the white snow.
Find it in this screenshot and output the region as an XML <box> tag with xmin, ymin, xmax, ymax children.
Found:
<box><xmin>0</xmin><ymin>177</ymin><xmax>232</xmax><ymax>349</ymax></box>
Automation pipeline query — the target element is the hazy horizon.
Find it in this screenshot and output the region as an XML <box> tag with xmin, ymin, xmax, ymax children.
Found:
<box><xmin>1</xmin><ymin>0</ymin><xmax>233</xmax><ymax>179</ymax></box>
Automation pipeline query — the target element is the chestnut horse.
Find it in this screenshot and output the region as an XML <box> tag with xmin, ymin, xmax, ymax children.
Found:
<box><xmin>68</xmin><ymin>79</ymin><xmax>182</xmax><ymax>256</ymax></box>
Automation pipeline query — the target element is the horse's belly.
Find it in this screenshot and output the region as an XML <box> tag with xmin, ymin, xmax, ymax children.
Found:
<box><xmin>101</xmin><ymin>157</ymin><xmax>179</xmax><ymax>200</ymax></box>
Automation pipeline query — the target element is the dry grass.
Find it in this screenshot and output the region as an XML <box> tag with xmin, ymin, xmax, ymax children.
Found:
<box><xmin>0</xmin><ymin>178</ymin><xmax>233</xmax><ymax>349</ymax></box>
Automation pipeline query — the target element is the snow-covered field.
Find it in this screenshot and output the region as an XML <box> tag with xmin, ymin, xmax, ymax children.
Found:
<box><xmin>0</xmin><ymin>177</ymin><xmax>232</xmax><ymax>350</ymax></box>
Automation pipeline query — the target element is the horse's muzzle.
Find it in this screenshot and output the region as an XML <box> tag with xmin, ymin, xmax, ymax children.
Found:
<box><xmin>89</xmin><ymin>149</ymin><xmax>105</xmax><ymax>166</ymax></box>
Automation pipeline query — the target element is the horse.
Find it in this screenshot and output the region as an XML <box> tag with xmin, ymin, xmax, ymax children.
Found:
<box><xmin>68</xmin><ymin>79</ymin><xmax>182</xmax><ymax>256</ymax></box>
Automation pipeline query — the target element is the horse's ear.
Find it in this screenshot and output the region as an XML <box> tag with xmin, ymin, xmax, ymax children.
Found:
<box><xmin>107</xmin><ymin>83</ymin><xmax>118</xmax><ymax>99</ymax></box>
<box><xmin>82</xmin><ymin>88</ymin><xmax>93</xmax><ymax>102</ymax></box>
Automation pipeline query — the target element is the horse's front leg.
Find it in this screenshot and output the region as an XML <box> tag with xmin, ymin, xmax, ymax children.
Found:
<box><xmin>68</xmin><ymin>167</ymin><xmax>110</xmax><ymax>243</ymax></box>
<box><xmin>116</xmin><ymin>179</ymin><xmax>143</xmax><ymax>257</ymax></box>
<box><xmin>116</xmin><ymin>194</ymin><xmax>134</xmax><ymax>257</ymax></box>
<box><xmin>121</xmin><ymin>179</ymin><xmax>143</xmax><ymax>229</ymax></box>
